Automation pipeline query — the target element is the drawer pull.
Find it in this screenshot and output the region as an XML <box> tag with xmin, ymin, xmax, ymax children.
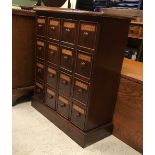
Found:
<box><xmin>48</xmin><ymin>94</ymin><xmax>54</xmax><ymax>99</ymax></box>
<box><xmin>80</xmin><ymin>61</ymin><xmax>86</xmax><ymax>67</ymax></box>
<box><xmin>62</xmin><ymin>80</ymin><xmax>68</xmax><ymax>85</ymax></box>
<box><xmin>49</xmin><ymin>73</ymin><xmax>55</xmax><ymax>78</ymax></box>
<box><xmin>65</xmin><ymin>28</ymin><xmax>71</xmax><ymax>32</ymax></box>
<box><xmin>37</xmin><ymin>68</ymin><xmax>42</xmax><ymax>73</ymax></box>
<box><xmin>63</xmin><ymin>55</ymin><xmax>68</xmax><ymax>60</ymax></box>
<box><xmin>38</xmin><ymin>46</ymin><xmax>42</xmax><ymax>50</ymax></box>
<box><xmin>83</xmin><ymin>31</ymin><xmax>89</xmax><ymax>36</ymax></box>
<box><xmin>50</xmin><ymin>50</ymin><xmax>55</xmax><ymax>55</ymax></box>
<box><xmin>60</xmin><ymin>103</ymin><xmax>65</xmax><ymax>107</ymax></box>
<box><xmin>50</xmin><ymin>26</ymin><xmax>56</xmax><ymax>30</ymax></box>
<box><xmin>76</xmin><ymin>112</ymin><xmax>81</xmax><ymax>117</ymax></box>
<box><xmin>38</xmin><ymin>24</ymin><xmax>43</xmax><ymax>27</ymax></box>
<box><xmin>77</xmin><ymin>88</ymin><xmax>83</xmax><ymax>93</ymax></box>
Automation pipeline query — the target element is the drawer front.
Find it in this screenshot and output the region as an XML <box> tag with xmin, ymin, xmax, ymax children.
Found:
<box><xmin>73</xmin><ymin>79</ymin><xmax>89</xmax><ymax>105</ymax></box>
<box><xmin>128</xmin><ymin>25</ymin><xmax>140</xmax><ymax>37</ymax></box>
<box><xmin>45</xmin><ymin>88</ymin><xmax>56</xmax><ymax>109</ymax></box>
<box><xmin>47</xmin><ymin>42</ymin><xmax>59</xmax><ymax>65</ymax></box>
<box><xmin>35</xmin><ymin>82</ymin><xmax>44</xmax><ymax>101</ymax></box>
<box><xmin>36</xmin><ymin>16</ymin><xmax>46</xmax><ymax>36</ymax></box>
<box><xmin>59</xmin><ymin>73</ymin><xmax>71</xmax><ymax>97</ymax></box>
<box><xmin>62</xmin><ymin>20</ymin><xmax>77</xmax><ymax>44</ymax></box>
<box><xmin>57</xmin><ymin>95</ymin><xmax>70</xmax><ymax>119</ymax></box>
<box><xmin>78</xmin><ymin>22</ymin><xmax>97</xmax><ymax>50</ymax></box>
<box><xmin>36</xmin><ymin>39</ymin><xmax>45</xmax><ymax>60</ymax></box>
<box><xmin>60</xmin><ymin>47</ymin><xmax>74</xmax><ymax>71</ymax></box>
<box><xmin>71</xmin><ymin>103</ymin><xmax>85</xmax><ymax>130</ymax></box>
<box><xmin>46</xmin><ymin>66</ymin><xmax>57</xmax><ymax>89</ymax></box>
<box><xmin>48</xmin><ymin>18</ymin><xmax>60</xmax><ymax>40</ymax></box>
<box><xmin>75</xmin><ymin>52</ymin><xmax>92</xmax><ymax>79</ymax></box>
<box><xmin>36</xmin><ymin>62</ymin><xmax>44</xmax><ymax>81</ymax></box>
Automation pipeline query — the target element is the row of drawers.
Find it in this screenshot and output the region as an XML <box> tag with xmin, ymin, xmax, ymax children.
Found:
<box><xmin>35</xmin><ymin>80</ymin><xmax>87</xmax><ymax>130</ymax></box>
<box><xmin>36</xmin><ymin>62</ymin><xmax>90</xmax><ymax>105</ymax></box>
<box><xmin>36</xmin><ymin>16</ymin><xmax>98</xmax><ymax>50</ymax></box>
<box><xmin>36</xmin><ymin>40</ymin><xmax>93</xmax><ymax>80</ymax></box>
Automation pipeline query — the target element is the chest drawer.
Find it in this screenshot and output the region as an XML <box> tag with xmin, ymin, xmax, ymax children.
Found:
<box><xmin>71</xmin><ymin>103</ymin><xmax>86</xmax><ymax>130</ymax></box>
<box><xmin>47</xmin><ymin>42</ymin><xmax>59</xmax><ymax>65</ymax></box>
<box><xmin>75</xmin><ymin>52</ymin><xmax>92</xmax><ymax>79</ymax></box>
<box><xmin>36</xmin><ymin>16</ymin><xmax>46</xmax><ymax>36</ymax></box>
<box><xmin>78</xmin><ymin>22</ymin><xmax>97</xmax><ymax>50</ymax></box>
<box><xmin>45</xmin><ymin>87</ymin><xmax>56</xmax><ymax>110</ymax></box>
<box><xmin>60</xmin><ymin>46</ymin><xmax>74</xmax><ymax>72</ymax></box>
<box><xmin>36</xmin><ymin>62</ymin><xmax>44</xmax><ymax>81</ymax></box>
<box><xmin>59</xmin><ymin>72</ymin><xmax>72</xmax><ymax>97</ymax></box>
<box><xmin>61</xmin><ymin>20</ymin><xmax>77</xmax><ymax>44</ymax></box>
<box><xmin>35</xmin><ymin>82</ymin><xmax>44</xmax><ymax>101</ymax></box>
<box><xmin>73</xmin><ymin>79</ymin><xmax>89</xmax><ymax>105</ymax></box>
<box><xmin>36</xmin><ymin>39</ymin><xmax>45</xmax><ymax>60</ymax></box>
<box><xmin>46</xmin><ymin>66</ymin><xmax>57</xmax><ymax>89</ymax></box>
<box><xmin>48</xmin><ymin>17</ymin><xmax>60</xmax><ymax>41</ymax></box>
<box><xmin>57</xmin><ymin>95</ymin><xmax>70</xmax><ymax>119</ymax></box>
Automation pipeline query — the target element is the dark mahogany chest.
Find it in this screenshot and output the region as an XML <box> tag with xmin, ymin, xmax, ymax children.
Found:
<box><xmin>32</xmin><ymin>6</ymin><xmax>130</xmax><ymax>147</ymax></box>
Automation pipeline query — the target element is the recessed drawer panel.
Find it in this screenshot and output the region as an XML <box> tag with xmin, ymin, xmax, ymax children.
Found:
<box><xmin>57</xmin><ymin>95</ymin><xmax>70</xmax><ymax>119</ymax></box>
<box><xmin>35</xmin><ymin>82</ymin><xmax>44</xmax><ymax>101</ymax></box>
<box><xmin>45</xmin><ymin>87</ymin><xmax>56</xmax><ymax>109</ymax></box>
<box><xmin>47</xmin><ymin>42</ymin><xmax>59</xmax><ymax>65</ymax></box>
<box><xmin>78</xmin><ymin>22</ymin><xmax>97</xmax><ymax>50</ymax></box>
<box><xmin>36</xmin><ymin>62</ymin><xmax>44</xmax><ymax>81</ymax></box>
<box><xmin>73</xmin><ymin>79</ymin><xmax>89</xmax><ymax>105</ymax></box>
<box><xmin>75</xmin><ymin>52</ymin><xmax>92</xmax><ymax>79</ymax></box>
<box><xmin>62</xmin><ymin>20</ymin><xmax>77</xmax><ymax>44</ymax></box>
<box><xmin>48</xmin><ymin>18</ymin><xmax>60</xmax><ymax>40</ymax></box>
<box><xmin>128</xmin><ymin>24</ymin><xmax>140</xmax><ymax>38</ymax></box>
<box><xmin>59</xmin><ymin>73</ymin><xmax>71</xmax><ymax>97</ymax></box>
<box><xmin>71</xmin><ymin>103</ymin><xmax>86</xmax><ymax>130</ymax></box>
<box><xmin>60</xmin><ymin>47</ymin><xmax>74</xmax><ymax>72</ymax></box>
<box><xmin>36</xmin><ymin>16</ymin><xmax>46</xmax><ymax>36</ymax></box>
<box><xmin>36</xmin><ymin>39</ymin><xmax>45</xmax><ymax>60</ymax></box>
<box><xmin>46</xmin><ymin>66</ymin><xmax>57</xmax><ymax>89</ymax></box>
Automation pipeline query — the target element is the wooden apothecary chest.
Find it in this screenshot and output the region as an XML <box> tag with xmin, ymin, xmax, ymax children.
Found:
<box><xmin>32</xmin><ymin>7</ymin><xmax>130</xmax><ymax>147</ymax></box>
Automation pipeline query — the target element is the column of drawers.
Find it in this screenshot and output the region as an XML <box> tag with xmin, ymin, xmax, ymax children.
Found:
<box><xmin>34</xmin><ymin>15</ymin><xmax>98</xmax><ymax>131</ymax></box>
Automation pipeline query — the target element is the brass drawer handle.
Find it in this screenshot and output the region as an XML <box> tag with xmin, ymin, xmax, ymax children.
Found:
<box><xmin>50</xmin><ymin>26</ymin><xmax>56</xmax><ymax>30</ymax></box>
<box><xmin>75</xmin><ymin>112</ymin><xmax>81</xmax><ymax>117</ymax></box>
<box><xmin>50</xmin><ymin>50</ymin><xmax>55</xmax><ymax>55</ymax></box>
<box><xmin>60</xmin><ymin>103</ymin><xmax>66</xmax><ymax>107</ymax></box>
<box><xmin>49</xmin><ymin>73</ymin><xmax>55</xmax><ymax>78</ymax></box>
<box><xmin>62</xmin><ymin>80</ymin><xmax>68</xmax><ymax>85</ymax></box>
<box><xmin>48</xmin><ymin>94</ymin><xmax>54</xmax><ymax>99</ymax></box>
<box><xmin>63</xmin><ymin>55</ymin><xmax>68</xmax><ymax>61</ymax></box>
<box><xmin>36</xmin><ymin>88</ymin><xmax>41</xmax><ymax>93</ymax></box>
<box><xmin>38</xmin><ymin>24</ymin><xmax>43</xmax><ymax>27</ymax></box>
<box><xmin>83</xmin><ymin>31</ymin><xmax>89</xmax><ymax>36</ymax></box>
<box><xmin>80</xmin><ymin>61</ymin><xmax>86</xmax><ymax>67</ymax></box>
<box><xmin>65</xmin><ymin>28</ymin><xmax>71</xmax><ymax>32</ymax></box>
<box><xmin>37</xmin><ymin>46</ymin><xmax>42</xmax><ymax>50</ymax></box>
<box><xmin>77</xmin><ymin>88</ymin><xmax>83</xmax><ymax>93</ymax></box>
<box><xmin>37</xmin><ymin>68</ymin><xmax>42</xmax><ymax>73</ymax></box>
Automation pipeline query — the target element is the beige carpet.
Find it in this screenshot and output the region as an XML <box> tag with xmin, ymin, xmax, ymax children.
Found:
<box><xmin>13</xmin><ymin>102</ymin><xmax>141</xmax><ymax>155</ymax></box>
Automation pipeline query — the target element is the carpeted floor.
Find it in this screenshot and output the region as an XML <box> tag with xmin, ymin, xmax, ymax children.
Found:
<box><xmin>12</xmin><ymin>102</ymin><xmax>141</xmax><ymax>155</ymax></box>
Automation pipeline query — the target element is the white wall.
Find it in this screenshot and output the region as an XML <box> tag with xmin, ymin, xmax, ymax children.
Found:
<box><xmin>61</xmin><ymin>0</ymin><xmax>77</xmax><ymax>9</ymax></box>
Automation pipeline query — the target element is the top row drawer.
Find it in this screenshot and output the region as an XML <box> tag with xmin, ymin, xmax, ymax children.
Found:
<box><xmin>36</xmin><ymin>16</ymin><xmax>98</xmax><ymax>50</ymax></box>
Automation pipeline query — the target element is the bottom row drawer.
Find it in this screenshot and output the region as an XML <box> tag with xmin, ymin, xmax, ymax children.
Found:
<box><xmin>35</xmin><ymin>82</ymin><xmax>44</xmax><ymax>101</ymax></box>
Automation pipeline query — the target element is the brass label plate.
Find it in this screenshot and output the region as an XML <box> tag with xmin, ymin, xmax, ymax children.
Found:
<box><xmin>62</xmin><ymin>48</ymin><xmax>72</xmax><ymax>56</ymax></box>
<box><xmin>47</xmin><ymin>89</ymin><xmax>55</xmax><ymax>96</ymax></box>
<box><xmin>49</xmin><ymin>44</ymin><xmax>58</xmax><ymax>51</ymax></box>
<box><xmin>81</xmin><ymin>24</ymin><xmax>96</xmax><ymax>32</ymax></box>
<box><xmin>64</xmin><ymin>22</ymin><xmax>75</xmax><ymax>29</ymax></box>
<box><xmin>60</xmin><ymin>74</ymin><xmax>70</xmax><ymax>82</ymax></box>
<box><xmin>58</xmin><ymin>96</ymin><xmax>69</xmax><ymax>105</ymax></box>
<box><xmin>37</xmin><ymin>63</ymin><xmax>44</xmax><ymax>69</ymax></box>
<box><xmin>37</xmin><ymin>18</ymin><xmax>45</xmax><ymax>24</ymax></box>
<box><xmin>36</xmin><ymin>82</ymin><xmax>43</xmax><ymax>89</ymax></box>
<box><xmin>49</xmin><ymin>20</ymin><xmax>59</xmax><ymax>26</ymax></box>
<box><xmin>75</xmin><ymin>81</ymin><xmax>88</xmax><ymax>90</ymax></box>
<box><xmin>48</xmin><ymin>67</ymin><xmax>56</xmax><ymax>75</ymax></box>
<box><xmin>37</xmin><ymin>41</ymin><xmax>44</xmax><ymax>47</ymax></box>
<box><xmin>73</xmin><ymin>104</ymin><xmax>85</xmax><ymax>114</ymax></box>
<box><xmin>78</xmin><ymin>54</ymin><xmax>91</xmax><ymax>62</ymax></box>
